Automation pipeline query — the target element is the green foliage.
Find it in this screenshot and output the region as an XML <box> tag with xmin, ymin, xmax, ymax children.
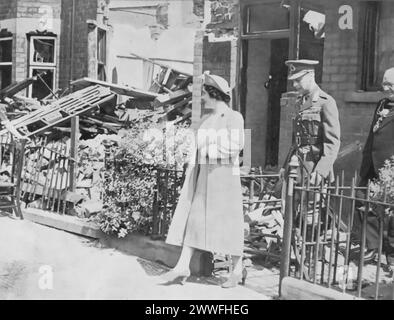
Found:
<box><xmin>96</xmin><ymin>118</ymin><xmax>191</xmax><ymax>238</ymax></box>
<box><xmin>370</xmin><ymin>155</ymin><xmax>394</xmax><ymax>214</ymax></box>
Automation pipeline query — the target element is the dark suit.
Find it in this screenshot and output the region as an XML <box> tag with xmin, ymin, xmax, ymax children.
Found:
<box><xmin>357</xmin><ymin>98</ymin><xmax>394</xmax><ymax>251</ymax></box>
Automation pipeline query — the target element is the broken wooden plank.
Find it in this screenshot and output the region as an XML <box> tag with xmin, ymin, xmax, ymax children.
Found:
<box><xmin>0</xmin><ymin>88</ymin><xmax>116</xmax><ymax>138</ymax></box>
<box><xmin>70</xmin><ymin>77</ymin><xmax>158</xmax><ymax>100</ymax></box>
<box><xmin>152</xmin><ymin>91</ymin><xmax>191</xmax><ymax>108</ymax></box>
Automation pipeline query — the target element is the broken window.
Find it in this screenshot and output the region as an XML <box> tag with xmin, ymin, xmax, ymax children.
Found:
<box><xmin>0</xmin><ymin>37</ymin><xmax>12</xmax><ymax>89</ymax></box>
<box><xmin>302</xmin><ymin>10</ymin><xmax>325</xmax><ymax>39</ymax></box>
<box><xmin>28</xmin><ymin>36</ymin><xmax>57</xmax><ymax>99</ymax></box>
<box><xmin>97</xmin><ymin>28</ymin><xmax>107</xmax><ymax>81</ymax></box>
<box><xmin>30</xmin><ymin>37</ymin><xmax>55</xmax><ymax>65</ymax></box>
<box><xmin>244</xmin><ymin>2</ymin><xmax>289</xmax><ymax>34</ymax></box>
<box><xmin>29</xmin><ymin>68</ymin><xmax>55</xmax><ymax>100</ymax></box>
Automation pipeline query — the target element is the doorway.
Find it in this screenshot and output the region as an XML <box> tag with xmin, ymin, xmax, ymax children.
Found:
<box><xmin>239</xmin><ymin>0</ymin><xmax>290</xmax><ymax>169</ymax></box>
<box><xmin>239</xmin><ymin>0</ymin><xmax>325</xmax><ymax>170</ymax></box>
<box><xmin>241</xmin><ymin>37</ymin><xmax>288</xmax><ymax>169</ymax></box>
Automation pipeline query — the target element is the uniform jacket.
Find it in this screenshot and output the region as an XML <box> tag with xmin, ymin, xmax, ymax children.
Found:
<box><xmin>166</xmin><ymin>104</ymin><xmax>245</xmax><ymax>254</ymax></box>
<box><xmin>359</xmin><ymin>98</ymin><xmax>394</xmax><ymax>186</ymax></box>
<box><xmin>285</xmin><ymin>86</ymin><xmax>341</xmax><ymax>179</ymax></box>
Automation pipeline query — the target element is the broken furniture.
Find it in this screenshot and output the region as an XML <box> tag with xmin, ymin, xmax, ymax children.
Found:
<box><xmin>0</xmin><ymin>85</ymin><xmax>115</xmax><ymax>138</ymax></box>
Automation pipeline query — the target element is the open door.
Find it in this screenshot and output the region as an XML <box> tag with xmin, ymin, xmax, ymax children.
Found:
<box><xmin>239</xmin><ymin>0</ymin><xmax>325</xmax><ymax>169</ymax></box>
<box><xmin>239</xmin><ymin>0</ymin><xmax>291</xmax><ymax>169</ymax></box>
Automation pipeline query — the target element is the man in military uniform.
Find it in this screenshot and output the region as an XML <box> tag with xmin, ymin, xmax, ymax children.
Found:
<box><xmin>278</xmin><ymin>60</ymin><xmax>341</xmax><ymax>277</ymax></box>
<box><xmin>281</xmin><ymin>59</ymin><xmax>341</xmax><ymax>184</ymax></box>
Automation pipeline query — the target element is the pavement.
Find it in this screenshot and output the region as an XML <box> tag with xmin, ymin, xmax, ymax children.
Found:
<box><xmin>0</xmin><ymin>214</ymin><xmax>277</xmax><ymax>300</ymax></box>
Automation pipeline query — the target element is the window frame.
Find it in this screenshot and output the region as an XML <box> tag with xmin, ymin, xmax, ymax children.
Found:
<box><xmin>97</xmin><ymin>28</ymin><xmax>107</xmax><ymax>81</ymax></box>
<box><xmin>28</xmin><ymin>35</ymin><xmax>57</xmax><ymax>67</ymax></box>
<box><xmin>27</xmin><ymin>34</ymin><xmax>57</xmax><ymax>98</ymax></box>
<box><xmin>0</xmin><ymin>36</ymin><xmax>13</xmax><ymax>89</ymax></box>
<box><xmin>28</xmin><ymin>66</ymin><xmax>56</xmax><ymax>99</ymax></box>
<box><xmin>242</xmin><ymin>0</ymin><xmax>291</xmax><ymax>39</ymax></box>
<box><xmin>360</xmin><ymin>1</ymin><xmax>381</xmax><ymax>92</ymax></box>
<box><xmin>0</xmin><ymin>36</ymin><xmax>13</xmax><ymax>65</ymax></box>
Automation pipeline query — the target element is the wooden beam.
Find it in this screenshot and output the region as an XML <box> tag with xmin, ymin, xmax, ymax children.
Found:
<box><xmin>241</xmin><ymin>29</ymin><xmax>290</xmax><ymax>40</ymax></box>
<box><xmin>124</xmin><ymin>52</ymin><xmax>193</xmax><ymax>77</ymax></box>
<box><xmin>69</xmin><ymin>116</ymin><xmax>79</xmax><ymax>194</ymax></box>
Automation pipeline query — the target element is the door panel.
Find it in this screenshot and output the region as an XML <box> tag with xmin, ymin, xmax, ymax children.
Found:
<box><xmin>266</xmin><ymin>38</ymin><xmax>289</xmax><ymax>168</ymax></box>
<box><xmin>243</xmin><ymin>39</ymin><xmax>271</xmax><ymax>167</ymax></box>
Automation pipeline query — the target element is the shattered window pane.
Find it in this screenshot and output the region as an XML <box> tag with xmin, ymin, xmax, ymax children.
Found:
<box><xmin>0</xmin><ymin>39</ymin><xmax>12</xmax><ymax>62</ymax></box>
<box><xmin>246</xmin><ymin>3</ymin><xmax>289</xmax><ymax>33</ymax></box>
<box><xmin>302</xmin><ymin>10</ymin><xmax>326</xmax><ymax>39</ymax></box>
<box><xmin>31</xmin><ymin>68</ymin><xmax>54</xmax><ymax>100</ymax></box>
<box><xmin>97</xmin><ymin>29</ymin><xmax>106</xmax><ymax>64</ymax></box>
<box><xmin>32</xmin><ymin>38</ymin><xmax>55</xmax><ymax>63</ymax></box>
<box><xmin>98</xmin><ymin>64</ymin><xmax>106</xmax><ymax>82</ymax></box>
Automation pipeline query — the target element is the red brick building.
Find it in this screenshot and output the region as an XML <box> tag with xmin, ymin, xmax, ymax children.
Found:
<box><xmin>194</xmin><ymin>0</ymin><xmax>394</xmax><ymax>180</ymax></box>
<box><xmin>0</xmin><ymin>0</ymin><xmax>111</xmax><ymax>99</ymax></box>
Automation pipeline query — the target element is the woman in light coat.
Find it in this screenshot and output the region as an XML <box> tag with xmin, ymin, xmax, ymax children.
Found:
<box><xmin>163</xmin><ymin>72</ymin><xmax>245</xmax><ymax>288</ymax></box>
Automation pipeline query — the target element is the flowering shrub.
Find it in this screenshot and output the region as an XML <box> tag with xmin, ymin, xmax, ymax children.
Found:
<box><xmin>96</xmin><ymin>117</ymin><xmax>191</xmax><ymax>238</ymax></box>
<box><xmin>370</xmin><ymin>156</ymin><xmax>394</xmax><ymax>214</ymax></box>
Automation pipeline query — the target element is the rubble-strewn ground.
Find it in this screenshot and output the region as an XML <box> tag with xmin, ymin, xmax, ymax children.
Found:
<box><xmin>0</xmin><ymin>214</ymin><xmax>275</xmax><ymax>300</ymax></box>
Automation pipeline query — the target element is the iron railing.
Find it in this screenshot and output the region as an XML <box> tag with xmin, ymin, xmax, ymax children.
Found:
<box><xmin>151</xmin><ymin>166</ymin><xmax>185</xmax><ymax>239</ymax></box>
<box><xmin>280</xmin><ymin>155</ymin><xmax>394</xmax><ymax>300</ymax></box>
<box><xmin>0</xmin><ymin>133</ymin><xmax>77</xmax><ymax>215</ymax></box>
<box><xmin>241</xmin><ymin>170</ymin><xmax>283</xmax><ymax>263</ymax></box>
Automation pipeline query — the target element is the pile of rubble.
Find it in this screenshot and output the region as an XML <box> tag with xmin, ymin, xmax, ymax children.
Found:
<box><xmin>0</xmin><ymin>61</ymin><xmax>193</xmax><ymax>218</ymax></box>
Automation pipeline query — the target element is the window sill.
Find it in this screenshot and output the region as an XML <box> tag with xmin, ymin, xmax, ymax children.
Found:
<box><xmin>344</xmin><ymin>91</ymin><xmax>385</xmax><ymax>103</ymax></box>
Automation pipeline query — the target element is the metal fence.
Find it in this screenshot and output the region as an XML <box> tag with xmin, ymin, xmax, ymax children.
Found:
<box><xmin>19</xmin><ymin>136</ymin><xmax>76</xmax><ymax>214</ymax></box>
<box><xmin>0</xmin><ymin>133</ymin><xmax>77</xmax><ymax>215</ymax></box>
<box><xmin>241</xmin><ymin>171</ymin><xmax>283</xmax><ymax>263</ymax></box>
<box><xmin>280</xmin><ymin>156</ymin><xmax>394</xmax><ymax>300</ymax></box>
<box><xmin>151</xmin><ymin>166</ymin><xmax>185</xmax><ymax>239</ymax></box>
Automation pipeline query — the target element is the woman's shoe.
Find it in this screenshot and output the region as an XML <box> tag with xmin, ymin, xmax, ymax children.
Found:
<box><xmin>161</xmin><ymin>269</ymin><xmax>190</xmax><ymax>285</ymax></box>
<box><xmin>221</xmin><ymin>273</ymin><xmax>243</xmax><ymax>288</ymax></box>
<box><xmin>241</xmin><ymin>267</ymin><xmax>248</xmax><ymax>285</ymax></box>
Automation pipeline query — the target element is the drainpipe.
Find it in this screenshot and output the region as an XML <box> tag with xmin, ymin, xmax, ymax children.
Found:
<box><xmin>69</xmin><ymin>0</ymin><xmax>75</xmax><ymax>88</ymax></box>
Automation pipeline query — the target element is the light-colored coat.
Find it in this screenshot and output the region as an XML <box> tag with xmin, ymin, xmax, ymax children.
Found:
<box><xmin>166</xmin><ymin>104</ymin><xmax>245</xmax><ymax>256</ymax></box>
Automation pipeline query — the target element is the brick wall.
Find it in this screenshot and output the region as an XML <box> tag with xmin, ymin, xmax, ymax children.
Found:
<box><xmin>192</xmin><ymin>0</ymin><xmax>238</xmax><ymax>125</ymax></box>
<box><xmin>319</xmin><ymin>1</ymin><xmax>394</xmax><ymax>181</ymax></box>
<box><xmin>59</xmin><ymin>0</ymin><xmax>98</xmax><ymax>90</ymax></box>
<box><xmin>0</xmin><ymin>0</ymin><xmax>17</xmax><ymax>20</ymax></box>
<box><xmin>2</xmin><ymin>0</ymin><xmax>62</xmax><ymax>92</ymax></box>
<box><xmin>202</xmin><ymin>37</ymin><xmax>231</xmax><ymax>82</ymax></box>
<box><xmin>377</xmin><ymin>1</ymin><xmax>394</xmax><ymax>83</ymax></box>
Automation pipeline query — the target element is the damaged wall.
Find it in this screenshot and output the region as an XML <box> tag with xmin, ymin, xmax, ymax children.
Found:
<box><xmin>192</xmin><ymin>0</ymin><xmax>239</xmax><ymax>123</ymax></box>
<box><xmin>59</xmin><ymin>0</ymin><xmax>110</xmax><ymax>91</ymax></box>
<box><xmin>109</xmin><ymin>0</ymin><xmax>198</xmax><ymax>89</ymax></box>
<box><xmin>0</xmin><ymin>0</ymin><xmax>62</xmax><ymax>94</ymax></box>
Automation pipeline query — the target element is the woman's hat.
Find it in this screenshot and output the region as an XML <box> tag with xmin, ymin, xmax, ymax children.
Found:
<box><xmin>202</xmin><ymin>71</ymin><xmax>231</xmax><ymax>97</ymax></box>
